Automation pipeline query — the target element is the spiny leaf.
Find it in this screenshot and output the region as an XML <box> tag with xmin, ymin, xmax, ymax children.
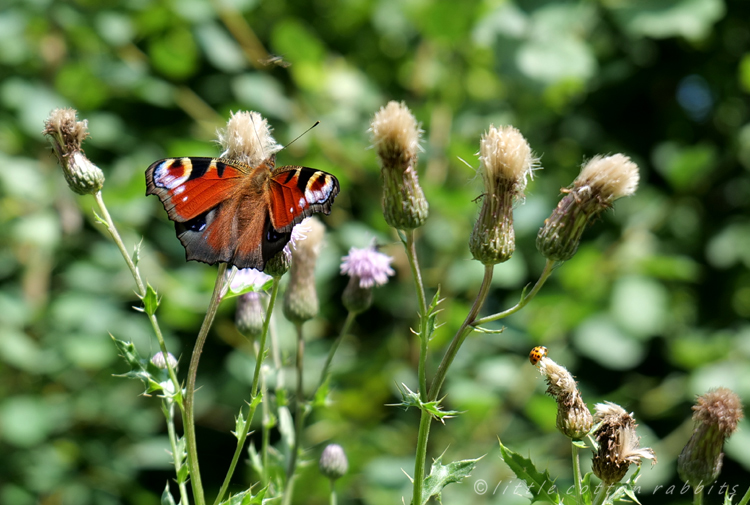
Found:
<box><xmin>132</xmin><ymin>239</ymin><xmax>143</xmax><ymax>267</ymax></box>
<box><xmin>111</xmin><ymin>335</ymin><xmax>151</xmax><ymax>384</ymax></box>
<box><xmin>498</xmin><ymin>440</ymin><xmax>562</xmax><ymax>504</ymax></box>
<box><xmin>219</xmin><ymin>485</ymin><xmax>268</xmax><ymax>505</ymax></box>
<box><xmin>233</xmin><ymin>409</ymin><xmax>247</xmax><ymax>440</ymax></box>
<box><xmin>389</xmin><ymin>384</ymin><xmax>461</xmax><ymax>423</ymax></box>
<box><xmin>421</xmin><ymin>450</ymin><xmax>483</xmax><ymax>505</ymax></box>
<box><xmin>424</xmin><ymin>287</ymin><xmax>444</xmax><ymax>342</ymax></box>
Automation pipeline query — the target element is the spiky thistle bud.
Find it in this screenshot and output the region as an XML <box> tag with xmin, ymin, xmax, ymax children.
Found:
<box><xmin>537</xmin><ymin>154</ymin><xmax>639</xmax><ymax>262</ymax></box>
<box><xmin>470</xmin><ymin>126</ymin><xmax>537</xmax><ymax>265</ymax></box>
<box><xmin>43</xmin><ymin>108</ymin><xmax>105</xmax><ymax>195</ymax></box>
<box><xmin>216</xmin><ymin>110</ymin><xmax>281</xmax><ymax>166</ymax></box>
<box><xmin>340</xmin><ymin>241</ymin><xmax>394</xmax><ymax>314</ymax></box>
<box><xmin>371</xmin><ymin>101</ymin><xmax>428</xmax><ymax>230</ymax></box>
<box><xmin>283</xmin><ymin>218</ymin><xmax>325</xmax><ymax>324</ymax></box>
<box><xmin>535</xmin><ymin>352</ymin><xmax>592</xmax><ymax>440</ymax></box>
<box><xmin>151</xmin><ymin>351</ymin><xmax>178</xmax><ymax>371</ymax></box>
<box><xmin>592</xmin><ymin>402</ymin><xmax>656</xmax><ymax>485</ymax></box>
<box><xmin>319</xmin><ymin>444</ymin><xmax>348</xmax><ymax>481</ymax></box>
<box><xmin>678</xmin><ymin>388</ymin><xmax>743</xmax><ymax>488</ymax></box>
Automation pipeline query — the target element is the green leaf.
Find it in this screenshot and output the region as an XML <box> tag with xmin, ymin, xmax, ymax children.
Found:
<box><xmin>422</xmin><ymin>451</ymin><xmax>482</xmax><ymax>505</ymax></box>
<box><xmin>424</xmin><ymin>287</ymin><xmax>443</xmax><ymax>342</ymax></box>
<box><xmin>233</xmin><ymin>409</ymin><xmax>247</xmax><ymax>440</ymax></box>
<box><xmin>220</xmin><ymin>485</ymin><xmax>268</xmax><ymax>505</ymax></box>
<box><xmin>176</xmin><ymin>463</ymin><xmax>189</xmax><ymax>485</ymax></box>
<box><xmin>278</xmin><ymin>405</ymin><xmax>295</xmax><ymax>449</ymax></box>
<box><xmin>111</xmin><ymin>335</ymin><xmax>151</xmax><ymax>384</ymax></box>
<box><xmin>161</xmin><ymin>483</ymin><xmax>177</xmax><ymax>505</ymax></box>
<box><xmin>142</xmin><ymin>283</ymin><xmax>160</xmax><ymax>316</ymax></box>
<box><xmin>498</xmin><ymin>440</ymin><xmax>562</xmax><ymax>504</ymax></box>
<box><xmin>132</xmin><ymin>239</ymin><xmax>142</xmax><ymax>267</ymax></box>
<box><xmin>390</xmin><ymin>383</ymin><xmax>461</xmax><ymax>423</ymax></box>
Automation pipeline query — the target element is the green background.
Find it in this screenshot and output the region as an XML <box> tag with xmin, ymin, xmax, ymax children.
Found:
<box><xmin>1</xmin><ymin>0</ymin><xmax>749</xmax><ymax>503</ymax></box>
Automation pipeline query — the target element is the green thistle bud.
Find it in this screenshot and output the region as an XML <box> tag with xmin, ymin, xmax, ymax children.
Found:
<box><xmin>43</xmin><ymin>108</ymin><xmax>105</xmax><ymax>195</ymax></box>
<box><xmin>235</xmin><ymin>291</ymin><xmax>266</xmax><ymax>337</ymax></box>
<box><xmin>340</xmin><ymin>242</ymin><xmax>394</xmax><ymax>314</ymax></box>
<box><xmin>678</xmin><ymin>388</ymin><xmax>743</xmax><ymax>488</ymax></box>
<box><xmin>470</xmin><ymin>126</ymin><xmax>537</xmax><ymax>265</ymax></box>
<box><xmin>283</xmin><ymin>218</ymin><xmax>325</xmax><ymax>324</ymax></box>
<box><xmin>536</xmin><ymin>353</ymin><xmax>592</xmax><ymax>440</ymax></box>
<box><xmin>537</xmin><ymin>154</ymin><xmax>639</xmax><ymax>262</ymax></box>
<box><xmin>371</xmin><ymin>101</ymin><xmax>428</xmax><ymax>230</ymax></box>
<box><xmin>319</xmin><ymin>443</ymin><xmax>348</xmax><ymax>481</ymax></box>
<box><xmin>592</xmin><ymin>402</ymin><xmax>656</xmax><ymax>485</ymax></box>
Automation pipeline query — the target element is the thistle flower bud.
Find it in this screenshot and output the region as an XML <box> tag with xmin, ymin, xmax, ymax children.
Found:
<box><xmin>470</xmin><ymin>126</ymin><xmax>536</xmax><ymax>265</ymax></box>
<box><xmin>284</xmin><ymin>218</ymin><xmax>325</xmax><ymax>324</ymax></box>
<box><xmin>370</xmin><ymin>101</ymin><xmax>428</xmax><ymax>230</ymax></box>
<box><xmin>216</xmin><ymin>110</ymin><xmax>281</xmax><ymax>166</ymax></box>
<box><xmin>592</xmin><ymin>402</ymin><xmax>656</xmax><ymax>485</ymax></box>
<box><xmin>537</xmin><ymin>154</ymin><xmax>639</xmax><ymax>262</ymax></box>
<box><xmin>151</xmin><ymin>351</ymin><xmax>178</xmax><ymax>371</ymax></box>
<box><xmin>678</xmin><ymin>388</ymin><xmax>743</xmax><ymax>488</ymax></box>
<box><xmin>340</xmin><ymin>242</ymin><xmax>394</xmax><ymax>314</ymax></box>
<box><xmin>537</xmin><ymin>354</ymin><xmax>592</xmax><ymax>440</ymax></box>
<box><xmin>319</xmin><ymin>443</ymin><xmax>348</xmax><ymax>481</ymax></box>
<box><xmin>43</xmin><ymin>108</ymin><xmax>105</xmax><ymax>195</ymax></box>
<box><xmin>235</xmin><ymin>291</ymin><xmax>266</xmax><ymax>337</ymax></box>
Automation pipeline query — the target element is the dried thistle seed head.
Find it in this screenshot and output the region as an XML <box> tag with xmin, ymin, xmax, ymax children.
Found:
<box><xmin>592</xmin><ymin>402</ymin><xmax>656</xmax><ymax>485</ymax></box>
<box><xmin>370</xmin><ymin>101</ymin><xmax>428</xmax><ymax>230</ymax></box>
<box><xmin>43</xmin><ymin>108</ymin><xmax>105</xmax><ymax>195</ymax></box>
<box><xmin>340</xmin><ymin>241</ymin><xmax>394</xmax><ymax>314</ymax></box>
<box><xmin>283</xmin><ymin>218</ymin><xmax>325</xmax><ymax>324</ymax></box>
<box><xmin>235</xmin><ymin>291</ymin><xmax>266</xmax><ymax>337</ymax></box>
<box><xmin>470</xmin><ymin>126</ymin><xmax>538</xmax><ymax>265</ymax></box>
<box><xmin>319</xmin><ymin>443</ymin><xmax>348</xmax><ymax>481</ymax></box>
<box><xmin>537</xmin><ymin>355</ymin><xmax>592</xmax><ymax>439</ymax></box>
<box><xmin>678</xmin><ymin>388</ymin><xmax>744</xmax><ymax>488</ymax></box>
<box><xmin>536</xmin><ymin>154</ymin><xmax>639</xmax><ymax>262</ymax></box>
<box><xmin>216</xmin><ymin>110</ymin><xmax>282</xmax><ymax>167</ymax></box>
<box><xmin>151</xmin><ymin>351</ymin><xmax>178</xmax><ymax>371</ymax></box>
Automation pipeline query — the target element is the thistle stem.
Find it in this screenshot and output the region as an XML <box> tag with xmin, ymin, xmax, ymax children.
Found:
<box><xmin>472</xmin><ymin>259</ymin><xmax>555</xmax><ymax>326</ymax></box>
<box><xmin>283</xmin><ymin>324</ymin><xmax>307</xmax><ymax>505</ymax></box>
<box><xmin>571</xmin><ymin>443</ymin><xmax>583</xmax><ymax>505</ymax></box>
<box><xmin>329</xmin><ymin>480</ymin><xmax>337</xmax><ymax>505</ymax></box>
<box><xmin>213</xmin><ymin>277</ymin><xmax>280</xmax><ymax>505</ymax></box>
<box><xmin>314</xmin><ymin>310</ymin><xmax>356</xmax><ymax>399</ymax></box>
<box><xmin>164</xmin><ymin>399</ymin><xmax>190</xmax><ymax>505</ymax></box>
<box><xmin>184</xmin><ymin>262</ymin><xmax>228</xmax><ymax>505</ymax></box>
<box><xmin>694</xmin><ymin>489</ymin><xmax>704</xmax><ymax>505</ymax></box>
<box><xmin>592</xmin><ymin>483</ymin><xmax>609</xmax><ymax>505</ymax></box>
<box><xmin>737</xmin><ymin>486</ymin><xmax>750</xmax><ymax>505</ymax></box>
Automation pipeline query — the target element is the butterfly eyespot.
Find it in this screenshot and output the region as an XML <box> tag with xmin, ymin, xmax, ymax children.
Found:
<box><xmin>529</xmin><ymin>346</ymin><xmax>548</xmax><ymax>366</ymax></box>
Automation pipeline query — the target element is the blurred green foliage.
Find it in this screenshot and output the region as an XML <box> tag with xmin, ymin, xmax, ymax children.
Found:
<box><xmin>2</xmin><ymin>0</ymin><xmax>750</xmax><ymax>503</ymax></box>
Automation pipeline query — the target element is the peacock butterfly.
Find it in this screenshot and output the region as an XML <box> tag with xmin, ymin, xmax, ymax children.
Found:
<box><xmin>145</xmin><ymin>155</ymin><xmax>339</xmax><ymax>271</ymax></box>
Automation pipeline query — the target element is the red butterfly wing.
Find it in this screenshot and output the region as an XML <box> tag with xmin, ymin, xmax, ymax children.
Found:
<box><xmin>268</xmin><ymin>166</ymin><xmax>340</xmax><ymax>232</ymax></box>
<box><xmin>145</xmin><ymin>157</ymin><xmax>251</xmax><ymax>222</ymax></box>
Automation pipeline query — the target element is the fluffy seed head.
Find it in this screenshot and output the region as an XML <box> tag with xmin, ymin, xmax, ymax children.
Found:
<box><xmin>538</xmin><ymin>356</ymin><xmax>592</xmax><ymax>439</ymax></box>
<box><xmin>217</xmin><ymin>110</ymin><xmax>282</xmax><ymax>167</ymax></box>
<box><xmin>371</xmin><ymin>101</ymin><xmax>420</xmax><ymax>162</ymax></box>
<box><xmin>283</xmin><ymin>218</ymin><xmax>326</xmax><ymax>324</ymax></box>
<box><xmin>576</xmin><ymin>154</ymin><xmax>639</xmax><ymax>202</ymax></box>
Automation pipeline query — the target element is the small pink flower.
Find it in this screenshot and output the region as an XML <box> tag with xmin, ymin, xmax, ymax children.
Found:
<box><xmin>340</xmin><ymin>242</ymin><xmax>395</xmax><ymax>288</ymax></box>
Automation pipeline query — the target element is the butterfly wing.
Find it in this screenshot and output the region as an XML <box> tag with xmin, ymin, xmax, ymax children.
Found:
<box><xmin>146</xmin><ymin>157</ymin><xmax>253</xmax><ymax>266</ymax></box>
<box><xmin>267</xmin><ymin>166</ymin><xmax>340</xmax><ymax>232</ymax></box>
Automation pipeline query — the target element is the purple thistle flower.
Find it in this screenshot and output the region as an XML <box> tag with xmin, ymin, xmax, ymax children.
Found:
<box><xmin>340</xmin><ymin>242</ymin><xmax>395</xmax><ymax>288</ymax></box>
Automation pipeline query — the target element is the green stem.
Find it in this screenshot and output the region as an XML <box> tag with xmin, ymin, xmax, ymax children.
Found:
<box><xmin>472</xmin><ymin>259</ymin><xmax>555</xmax><ymax>327</ymax></box>
<box><xmin>184</xmin><ymin>262</ymin><xmax>228</xmax><ymax>505</ymax></box>
<box><xmin>737</xmin><ymin>486</ymin><xmax>750</xmax><ymax>505</ymax></box>
<box><xmin>314</xmin><ymin>311</ymin><xmax>356</xmax><ymax>399</ymax></box>
<box><xmin>283</xmin><ymin>324</ymin><xmax>306</xmax><ymax>505</ymax></box>
<box><xmin>329</xmin><ymin>480</ymin><xmax>337</xmax><ymax>505</ymax></box>
<box><xmin>571</xmin><ymin>443</ymin><xmax>583</xmax><ymax>505</ymax></box>
<box><xmin>694</xmin><ymin>488</ymin><xmax>703</xmax><ymax>505</ymax></box>
<box><xmin>404</xmin><ymin>231</ymin><xmax>429</xmax><ymax>397</ymax></box>
<box><xmin>592</xmin><ymin>483</ymin><xmax>610</xmax><ymax>505</ymax></box>
<box><xmin>412</xmin><ymin>408</ymin><xmax>432</xmax><ymax>505</ymax></box>
<box><xmin>260</xmin><ymin>367</ymin><xmax>270</xmax><ymax>487</ymax></box>
<box><xmin>428</xmin><ymin>264</ymin><xmax>494</xmax><ymax>401</ymax></box>
<box><xmin>164</xmin><ymin>399</ymin><xmax>190</xmax><ymax>505</ymax></box>
<box><xmin>213</xmin><ymin>277</ymin><xmax>280</xmax><ymax>505</ymax></box>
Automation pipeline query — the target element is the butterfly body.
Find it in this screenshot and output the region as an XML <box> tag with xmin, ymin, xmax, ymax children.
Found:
<box><xmin>146</xmin><ymin>155</ymin><xmax>339</xmax><ymax>271</ymax></box>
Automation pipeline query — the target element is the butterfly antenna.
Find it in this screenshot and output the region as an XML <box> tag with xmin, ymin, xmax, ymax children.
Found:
<box><xmin>281</xmin><ymin>121</ymin><xmax>320</xmax><ymax>151</ymax></box>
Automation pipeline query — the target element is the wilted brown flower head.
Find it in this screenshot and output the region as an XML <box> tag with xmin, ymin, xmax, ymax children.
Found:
<box><xmin>537</xmin><ymin>154</ymin><xmax>638</xmax><ymax>262</ymax></box>
<box><xmin>678</xmin><ymin>387</ymin><xmax>743</xmax><ymax>488</ymax></box>
<box><xmin>370</xmin><ymin>101</ymin><xmax>428</xmax><ymax>230</ymax></box>
<box><xmin>469</xmin><ymin>126</ymin><xmax>537</xmax><ymax>265</ymax></box>
<box><xmin>537</xmin><ymin>355</ymin><xmax>592</xmax><ymax>440</ymax></box>
<box><xmin>592</xmin><ymin>402</ymin><xmax>656</xmax><ymax>485</ymax></box>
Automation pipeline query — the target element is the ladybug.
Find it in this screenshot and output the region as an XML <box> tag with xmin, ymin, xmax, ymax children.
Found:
<box><xmin>529</xmin><ymin>346</ymin><xmax>548</xmax><ymax>366</ymax></box>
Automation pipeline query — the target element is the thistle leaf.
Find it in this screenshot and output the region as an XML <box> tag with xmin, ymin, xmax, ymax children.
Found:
<box><xmin>421</xmin><ymin>451</ymin><xmax>482</xmax><ymax>505</ymax></box>
<box><xmin>498</xmin><ymin>440</ymin><xmax>562</xmax><ymax>504</ymax></box>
